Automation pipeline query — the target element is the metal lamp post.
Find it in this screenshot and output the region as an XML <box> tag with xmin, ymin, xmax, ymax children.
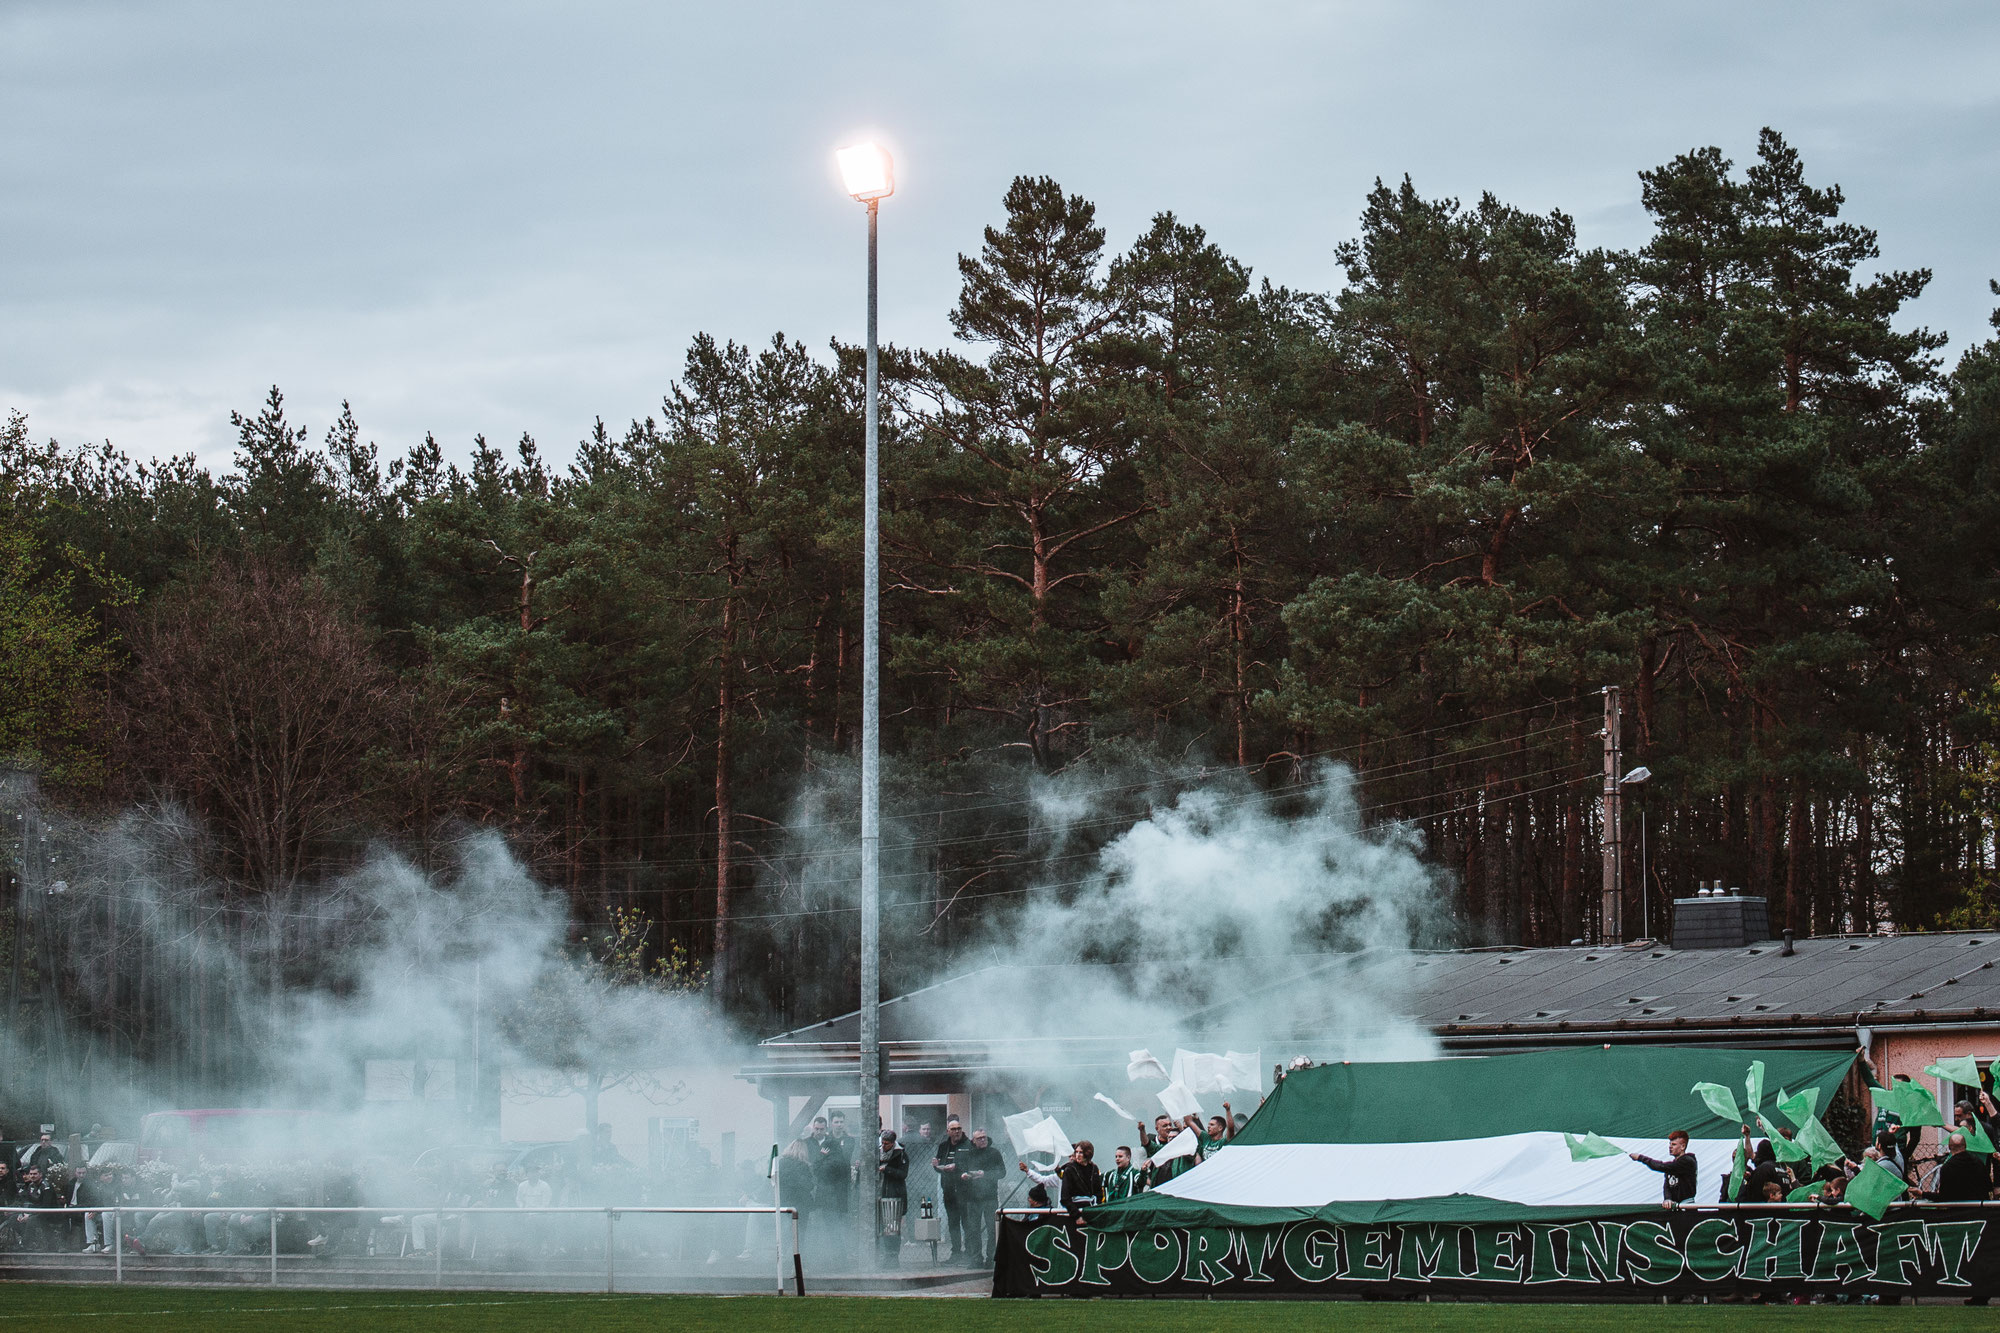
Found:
<box><xmin>837</xmin><ymin>140</ymin><xmax>892</xmax><ymax>1267</ymax></box>
<box><xmin>1620</xmin><ymin>766</ymin><xmax>1652</xmax><ymax>939</ymax></box>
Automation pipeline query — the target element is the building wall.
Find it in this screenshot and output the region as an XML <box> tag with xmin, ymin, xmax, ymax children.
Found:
<box><xmin>1865</xmin><ymin>1027</ymin><xmax>2000</xmax><ymax>1159</ymax></box>
<box><xmin>499</xmin><ymin>1064</ymin><xmax>771</xmax><ymax>1168</ymax></box>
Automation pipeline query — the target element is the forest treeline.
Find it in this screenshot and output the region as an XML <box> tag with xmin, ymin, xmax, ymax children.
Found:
<box><xmin>5</xmin><ymin>129</ymin><xmax>2000</xmax><ymax>1027</ymax></box>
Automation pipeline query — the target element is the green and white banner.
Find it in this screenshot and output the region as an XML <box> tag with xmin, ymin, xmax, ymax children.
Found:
<box><xmin>994</xmin><ymin>1209</ymin><xmax>1999</xmax><ymax>1298</ymax></box>
<box><xmin>1091</xmin><ymin>1046</ymin><xmax>1856</xmax><ymax>1232</ymax></box>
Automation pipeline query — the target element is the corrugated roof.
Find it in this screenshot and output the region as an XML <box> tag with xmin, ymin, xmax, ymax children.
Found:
<box><xmin>1265</xmin><ymin>931</ymin><xmax>2000</xmax><ymax>1042</ymax></box>
<box><xmin>758</xmin><ymin>931</ymin><xmax>2000</xmax><ymax>1055</ymax></box>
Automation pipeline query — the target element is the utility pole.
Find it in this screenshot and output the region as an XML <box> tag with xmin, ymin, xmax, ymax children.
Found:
<box><xmin>1600</xmin><ymin>686</ymin><xmax>1622</xmax><ymax>944</ymax></box>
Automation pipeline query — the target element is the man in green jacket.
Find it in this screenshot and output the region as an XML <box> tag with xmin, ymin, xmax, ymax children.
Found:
<box><xmin>1102</xmin><ymin>1145</ymin><xmax>1144</xmax><ymax>1202</ymax></box>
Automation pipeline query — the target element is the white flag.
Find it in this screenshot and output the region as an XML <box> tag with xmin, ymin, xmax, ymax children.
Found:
<box><xmin>1157</xmin><ymin>1080</ymin><xmax>1205</xmax><ymax>1122</ymax></box>
<box><xmin>1146</xmin><ymin>1127</ymin><xmax>1199</xmax><ymax>1169</ymax></box>
<box><xmin>1094</xmin><ymin>1092</ymin><xmax>1141</xmax><ymax>1123</ymax></box>
<box><xmin>1002</xmin><ymin>1108</ymin><xmax>1049</xmax><ymax>1157</ymax></box>
<box><xmin>1021</xmin><ymin>1116</ymin><xmax>1072</xmax><ymax>1160</ymax></box>
<box><xmin>1127</xmin><ymin>1049</ymin><xmax>1169</xmax><ymax>1082</ymax></box>
<box><xmin>1223</xmin><ymin>1050</ymin><xmax>1264</xmax><ymax>1095</ymax></box>
<box><xmin>1170</xmin><ymin>1048</ymin><xmax>1264</xmax><ymax>1096</ymax></box>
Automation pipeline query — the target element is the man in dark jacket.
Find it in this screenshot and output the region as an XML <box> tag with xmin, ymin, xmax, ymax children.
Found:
<box><xmin>1934</xmin><ymin>1133</ymin><xmax>1992</xmax><ymax>1202</ymax></box>
<box><xmin>812</xmin><ymin>1114</ymin><xmax>854</xmax><ymax>1265</ymax></box>
<box><xmin>18</xmin><ymin>1132</ymin><xmax>64</xmax><ymax>1175</ymax></box>
<box><xmin>930</xmin><ymin>1120</ymin><xmax>971</xmax><ymax>1262</ymax></box>
<box><xmin>952</xmin><ymin>1128</ymin><xmax>1004</xmax><ymax>1262</ymax></box>
<box><xmin>1630</xmin><ymin>1130</ymin><xmax>1697</xmax><ymax>1205</ymax></box>
<box><xmin>77</xmin><ymin>1166</ymin><xmax>118</xmax><ymax>1252</ymax></box>
<box><xmin>1735</xmin><ymin>1134</ymin><xmax>1782</xmax><ymax>1204</ymax></box>
<box><xmin>874</xmin><ymin>1131</ymin><xmax>909</xmax><ymax>1268</ymax></box>
<box><xmin>13</xmin><ymin>1167</ymin><xmax>58</xmax><ymax>1249</ymax></box>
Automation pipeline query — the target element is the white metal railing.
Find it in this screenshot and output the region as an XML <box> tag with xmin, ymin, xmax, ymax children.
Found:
<box><xmin>0</xmin><ymin>1205</ymin><xmax>803</xmax><ymax>1294</ymax></box>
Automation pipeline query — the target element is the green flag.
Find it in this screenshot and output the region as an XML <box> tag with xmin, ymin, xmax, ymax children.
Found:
<box><xmin>1962</xmin><ymin>1119</ymin><xmax>1997</xmax><ymax>1157</ymax></box>
<box><xmin>1744</xmin><ymin>1060</ymin><xmax>1765</xmax><ymax>1117</ymax></box>
<box><xmin>1691</xmin><ymin>1081</ymin><xmax>1742</xmax><ymax>1124</ymax></box>
<box><xmin>1776</xmin><ymin>1086</ymin><xmax>1819</xmax><ymax>1129</ymax></box>
<box><xmin>1785</xmin><ymin>1181</ymin><xmax>1820</xmax><ymax>1203</ymax></box>
<box><xmin>1869</xmin><ymin>1084</ymin><xmax>1905</xmax><ymax>1122</ymax></box>
<box><xmin>1795</xmin><ymin>1115</ymin><xmax>1844</xmax><ymax>1170</ymax></box>
<box><xmin>1896</xmin><ymin>1082</ymin><xmax>1946</xmax><ymax>1129</ymax></box>
<box><xmin>1758</xmin><ymin>1115</ymin><xmax>1808</xmax><ymax>1163</ymax></box>
<box><xmin>1726</xmin><ymin>1136</ymin><xmax>1748</xmax><ymax>1201</ymax></box>
<box><xmin>1564</xmin><ymin>1131</ymin><xmax>1624</xmax><ymax>1162</ymax></box>
<box><xmin>1845</xmin><ymin>1159</ymin><xmax>1907</xmax><ymax>1221</ymax></box>
<box><xmin>1925</xmin><ymin>1056</ymin><xmax>1982</xmax><ymax>1086</ymax></box>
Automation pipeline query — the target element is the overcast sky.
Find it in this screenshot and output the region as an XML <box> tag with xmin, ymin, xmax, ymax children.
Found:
<box><xmin>3</xmin><ymin>1</ymin><xmax>1996</xmax><ymax>470</ymax></box>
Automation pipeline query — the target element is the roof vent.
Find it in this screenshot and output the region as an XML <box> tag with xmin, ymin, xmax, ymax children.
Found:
<box><xmin>1671</xmin><ymin>891</ymin><xmax>1772</xmax><ymax>949</ymax></box>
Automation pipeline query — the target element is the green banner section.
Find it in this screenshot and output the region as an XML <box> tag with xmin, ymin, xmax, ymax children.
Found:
<box><xmin>1222</xmin><ymin>1047</ymin><xmax>1854</xmax><ymax>1149</ymax></box>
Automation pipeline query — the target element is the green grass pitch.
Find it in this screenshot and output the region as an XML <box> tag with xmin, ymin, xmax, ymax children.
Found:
<box><xmin>0</xmin><ymin>1290</ymin><xmax>1994</xmax><ymax>1332</ymax></box>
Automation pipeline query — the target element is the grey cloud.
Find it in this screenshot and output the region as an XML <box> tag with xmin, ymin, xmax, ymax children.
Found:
<box><xmin>2</xmin><ymin>0</ymin><xmax>1995</xmax><ymax>464</ymax></box>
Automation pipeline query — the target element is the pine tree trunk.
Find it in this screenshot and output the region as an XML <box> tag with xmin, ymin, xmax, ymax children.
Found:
<box><xmin>1784</xmin><ymin>787</ymin><xmax>1808</xmax><ymax>932</ymax></box>
<box><xmin>1856</xmin><ymin>783</ymin><xmax>1874</xmax><ymax>932</ymax></box>
<box><xmin>1231</xmin><ymin>526</ymin><xmax>1249</xmax><ymax>768</ymax></box>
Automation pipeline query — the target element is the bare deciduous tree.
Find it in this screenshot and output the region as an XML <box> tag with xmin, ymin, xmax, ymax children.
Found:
<box><xmin>118</xmin><ymin>559</ymin><xmax>392</xmax><ymax>890</ymax></box>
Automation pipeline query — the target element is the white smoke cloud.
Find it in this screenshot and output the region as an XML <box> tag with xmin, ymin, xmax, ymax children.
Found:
<box><xmin>2</xmin><ymin>777</ymin><xmax>738</xmax><ymax>1165</ymax></box>
<box><xmin>4</xmin><ymin>756</ymin><xmax>1454</xmax><ymax>1178</ymax></box>
<box><xmin>981</xmin><ymin>762</ymin><xmax>1449</xmax><ymax>1059</ymax></box>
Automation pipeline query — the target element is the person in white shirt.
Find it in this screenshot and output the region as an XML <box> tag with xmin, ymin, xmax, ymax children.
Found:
<box><xmin>513</xmin><ymin>1164</ymin><xmax>554</xmax><ymax>1257</ymax></box>
<box><xmin>515</xmin><ymin>1165</ymin><xmax>553</xmax><ymax>1209</ymax></box>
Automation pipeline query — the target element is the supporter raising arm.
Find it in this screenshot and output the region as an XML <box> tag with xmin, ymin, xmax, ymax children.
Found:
<box><xmin>1630</xmin><ymin>1130</ymin><xmax>1698</xmax><ymax>1207</ymax></box>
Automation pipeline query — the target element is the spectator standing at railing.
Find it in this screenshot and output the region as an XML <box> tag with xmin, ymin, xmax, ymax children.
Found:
<box><xmin>76</xmin><ymin>1164</ymin><xmax>116</xmax><ymax>1252</ymax></box>
<box><xmin>813</xmin><ymin>1113</ymin><xmax>855</xmax><ymax>1266</ymax></box>
<box><xmin>1018</xmin><ymin>1142</ymin><xmax>1103</xmax><ymax>1222</ymax></box>
<box><xmin>19</xmin><ymin>1130</ymin><xmax>64</xmax><ymax>1174</ymax></box>
<box><xmin>954</xmin><ymin>1128</ymin><xmax>1004</xmax><ymax>1262</ymax></box>
<box><xmin>1733</xmin><ymin>1130</ymin><xmax>1781</xmax><ymax>1204</ymax></box>
<box><xmin>777</xmin><ymin>1138</ymin><xmax>816</xmax><ymax>1257</ymax></box>
<box><xmin>1933</xmin><ymin>1133</ymin><xmax>1989</xmax><ymax>1202</ymax></box>
<box><xmin>1137</xmin><ymin>1116</ymin><xmax>1172</xmax><ymax>1183</ymax></box>
<box><xmin>14</xmin><ymin>1166</ymin><xmax>57</xmax><ymax>1249</ymax></box>
<box><xmin>1103</xmin><ymin>1146</ymin><xmax>1143</xmax><ymax>1203</ymax></box>
<box><xmin>1871</xmin><ymin>1129</ymin><xmax>1908</xmax><ymax>1179</ymax></box>
<box><xmin>1201</xmin><ymin>1107</ymin><xmax>1236</xmax><ymax>1159</ymax></box>
<box><xmin>875</xmin><ymin>1131</ymin><xmax>909</xmax><ymax>1268</ymax></box>
<box><xmin>930</xmin><ymin>1119</ymin><xmax>971</xmax><ymax>1262</ymax></box>
<box><xmin>516</xmin><ymin>1163</ymin><xmax>553</xmax><ymax>1209</ymax></box>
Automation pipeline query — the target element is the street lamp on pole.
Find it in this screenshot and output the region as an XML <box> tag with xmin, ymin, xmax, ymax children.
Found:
<box><xmin>1620</xmin><ymin>766</ymin><xmax>1652</xmax><ymax>939</ymax></box>
<box><xmin>837</xmin><ymin>139</ymin><xmax>892</xmax><ymax>1266</ymax></box>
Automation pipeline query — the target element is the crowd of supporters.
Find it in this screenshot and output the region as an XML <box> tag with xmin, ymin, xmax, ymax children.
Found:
<box><xmin>769</xmin><ymin>1095</ymin><xmax>1261</xmax><ymax>1270</ymax></box>
<box><xmin>1632</xmin><ymin>1057</ymin><xmax>2000</xmax><ymax>1210</ymax></box>
<box><xmin>1014</xmin><ymin>1103</ymin><xmax>1252</xmax><ymax>1223</ymax></box>
<box><xmin>0</xmin><ymin>1120</ymin><xmax>762</xmax><ymax>1264</ymax></box>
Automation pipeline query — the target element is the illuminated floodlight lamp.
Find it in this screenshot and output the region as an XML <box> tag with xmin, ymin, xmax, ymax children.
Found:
<box><xmin>836</xmin><ymin>142</ymin><xmax>894</xmax><ymax>201</ymax></box>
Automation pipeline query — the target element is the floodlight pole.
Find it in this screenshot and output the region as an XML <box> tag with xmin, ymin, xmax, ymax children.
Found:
<box><xmin>857</xmin><ymin>194</ymin><xmax>883</xmax><ymax>1267</ymax></box>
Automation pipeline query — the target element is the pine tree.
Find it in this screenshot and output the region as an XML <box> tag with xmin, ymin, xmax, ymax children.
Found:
<box><xmin>908</xmin><ymin>176</ymin><xmax>1145</xmax><ymax>768</ymax></box>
